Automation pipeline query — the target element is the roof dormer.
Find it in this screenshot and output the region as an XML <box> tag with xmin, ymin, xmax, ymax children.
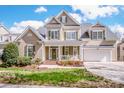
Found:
<box><xmin>56</xmin><ymin>10</ymin><xmax>80</xmax><ymax>26</ymax></box>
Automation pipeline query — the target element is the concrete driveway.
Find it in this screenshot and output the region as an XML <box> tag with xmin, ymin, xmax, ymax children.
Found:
<box><xmin>84</xmin><ymin>62</ymin><xmax>124</xmax><ymax>84</ymax></box>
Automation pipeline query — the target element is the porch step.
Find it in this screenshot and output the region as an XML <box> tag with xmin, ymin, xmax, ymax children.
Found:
<box><xmin>43</xmin><ymin>60</ymin><xmax>58</xmax><ymax>65</ymax></box>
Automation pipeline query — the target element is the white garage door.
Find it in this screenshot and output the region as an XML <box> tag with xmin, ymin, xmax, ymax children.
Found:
<box><xmin>84</xmin><ymin>49</ymin><xmax>111</xmax><ymax>62</ymax></box>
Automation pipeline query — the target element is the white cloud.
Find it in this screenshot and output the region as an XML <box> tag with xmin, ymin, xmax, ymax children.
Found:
<box><xmin>71</xmin><ymin>5</ymin><xmax>119</xmax><ymax>20</ymax></box>
<box><xmin>35</xmin><ymin>6</ymin><xmax>47</xmax><ymax>13</ymax></box>
<box><xmin>10</xmin><ymin>20</ymin><xmax>44</xmax><ymax>33</ymax></box>
<box><xmin>109</xmin><ymin>24</ymin><xmax>124</xmax><ymax>33</ymax></box>
<box><xmin>109</xmin><ymin>24</ymin><xmax>124</xmax><ymax>38</ymax></box>
<box><xmin>69</xmin><ymin>13</ymin><xmax>82</xmax><ymax>23</ymax></box>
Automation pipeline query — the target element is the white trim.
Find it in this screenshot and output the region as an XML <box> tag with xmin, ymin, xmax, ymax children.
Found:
<box><xmin>48</xmin><ymin>46</ymin><xmax>50</xmax><ymax>60</ymax></box>
<box><xmin>0</xmin><ymin>24</ymin><xmax>10</xmax><ymax>34</ymax></box>
<box><xmin>92</xmin><ymin>30</ymin><xmax>103</xmax><ymax>32</ymax></box>
<box><xmin>65</xmin><ymin>31</ymin><xmax>77</xmax><ymax>40</ymax></box>
<box><xmin>14</xmin><ymin>26</ymin><xmax>42</xmax><ymax>42</ymax></box>
<box><xmin>61</xmin><ymin>16</ymin><xmax>66</xmax><ymax>23</ymax></box>
<box><xmin>49</xmin><ymin>46</ymin><xmax>58</xmax><ymax>60</ymax></box>
<box><xmin>42</xmin><ymin>45</ymin><xmax>45</xmax><ymax>61</ymax></box>
<box><xmin>26</xmin><ymin>44</ymin><xmax>34</xmax><ymax>57</ymax></box>
<box><xmin>49</xmin><ymin>29</ymin><xmax>59</xmax><ymax>40</ymax></box>
<box><xmin>73</xmin><ymin>46</ymin><xmax>78</xmax><ymax>55</ymax></box>
<box><xmin>83</xmin><ymin>48</ymin><xmax>113</xmax><ymax>50</ymax></box>
<box><xmin>92</xmin><ymin>30</ymin><xmax>103</xmax><ymax>40</ymax></box>
<box><xmin>27</xmin><ymin>44</ymin><xmax>33</xmax><ymax>46</ymax></box>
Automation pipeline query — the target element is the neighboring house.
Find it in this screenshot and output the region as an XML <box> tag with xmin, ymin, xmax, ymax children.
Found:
<box><xmin>117</xmin><ymin>39</ymin><xmax>124</xmax><ymax>61</ymax></box>
<box><xmin>0</xmin><ymin>24</ymin><xmax>11</xmax><ymax>56</ymax></box>
<box><xmin>10</xmin><ymin>33</ymin><xmax>21</xmax><ymax>42</ymax></box>
<box><xmin>15</xmin><ymin>10</ymin><xmax>118</xmax><ymax>62</ymax></box>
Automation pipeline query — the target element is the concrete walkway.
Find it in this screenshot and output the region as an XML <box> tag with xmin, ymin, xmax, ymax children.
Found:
<box><xmin>84</xmin><ymin>62</ymin><xmax>124</xmax><ymax>84</ymax></box>
<box><xmin>39</xmin><ymin>65</ymin><xmax>84</xmax><ymax>69</ymax></box>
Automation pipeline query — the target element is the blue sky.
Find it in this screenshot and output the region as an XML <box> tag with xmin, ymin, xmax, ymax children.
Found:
<box><xmin>0</xmin><ymin>5</ymin><xmax>124</xmax><ymax>34</ymax></box>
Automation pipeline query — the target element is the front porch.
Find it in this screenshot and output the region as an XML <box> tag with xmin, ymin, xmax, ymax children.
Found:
<box><xmin>45</xmin><ymin>46</ymin><xmax>81</xmax><ymax>61</ymax></box>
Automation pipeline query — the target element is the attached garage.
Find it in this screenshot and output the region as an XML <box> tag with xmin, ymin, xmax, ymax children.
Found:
<box><xmin>83</xmin><ymin>48</ymin><xmax>112</xmax><ymax>62</ymax></box>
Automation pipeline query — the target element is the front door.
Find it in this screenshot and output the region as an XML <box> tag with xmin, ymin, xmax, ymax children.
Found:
<box><xmin>50</xmin><ymin>47</ymin><xmax>58</xmax><ymax>60</ymax></box>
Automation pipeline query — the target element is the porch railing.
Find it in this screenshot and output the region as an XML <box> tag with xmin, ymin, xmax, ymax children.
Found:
<box><xmin>60</xmin><ymin>55</ymin><xmax>80</xmax><ymax>61</ymax></box>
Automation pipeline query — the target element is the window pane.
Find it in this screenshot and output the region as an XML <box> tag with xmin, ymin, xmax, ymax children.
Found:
<box><xmin>27</xmin><ymin>46</ymin><xmax>35</xmax><ymax>57</ymax></box>
<box><xmin>98</xmin><ymin>32</ymin><xmax>102</xmax><ymax>39</ymax></box>
<box><xmin>92</xmin><ymin>32</ymin><xmax>97</xmax><ymax>39</ymax></box>
<box><xmin>50</xmin><ymin>30</ymin><xmax>59</xmax><ymax>40</ymax></box>
<box><xmin>66</xmin><ymin>31</ymin><xmax>77</xmax><ymax>40</ymax></box>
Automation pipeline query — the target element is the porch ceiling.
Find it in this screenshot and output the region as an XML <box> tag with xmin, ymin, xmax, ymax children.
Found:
<box><xmin>44</xmin><ymin>40</ymin><xmax>83</xmax><ymax>46</ymax></box>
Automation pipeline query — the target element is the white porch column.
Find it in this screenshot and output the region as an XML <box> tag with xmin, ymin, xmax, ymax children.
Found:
<box><xmin>58</xmin><ymin>46</ymin><xmax>61</xmax><ymax>61</ymax></box>
<box><xmin>42</xmin><ymin>44</ymin><xmax>45</xmax><ymax>61</ymax></box>
<box><xmin>48</xmin><ymin>46</ymin><xmax>50</xmax><ymax>60</ymax></box>
<box><xmin>80</xmin><ymin>45</ymin><xmax>83</xmax><ymax>61</ymax></box>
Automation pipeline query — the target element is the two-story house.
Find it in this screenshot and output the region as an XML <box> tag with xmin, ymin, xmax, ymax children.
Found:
<box><xmin>0</xmin><ymin>24</ymin><xmax>20</xmax><ymax>56</ymax></box>
<box><xmin>15</xmin><ymin>10</ymin><xmax>118</xmax><ymax>63</ymax></box>
<box><xmin>0</xmin><ymin>24</ymin><xmax>11</xmax><ymax>56</ymax></box>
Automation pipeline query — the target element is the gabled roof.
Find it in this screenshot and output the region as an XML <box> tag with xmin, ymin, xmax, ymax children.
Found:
<box><xmin>44</xmin><ymin>17</ymin><xmax>62</xmax><ymax>27</ymax></box>
<box><xmin>55</xmin><ymin>10</ymin><xmax>80</xmax><ymax>26</ymax></box>
<box><xmin>15</xmin><ymin>26</ymin><xmax>43</xmax><ymax>41</ymax></box>
<box><xmin>0</xmin><ymin>23</ymin><xmax>10</xmax><ymax>34</ymax></box>
<box><xmin>92</xmin><ymin>21</ymin><xmax>105</xmax><ymax>28</ymax></box>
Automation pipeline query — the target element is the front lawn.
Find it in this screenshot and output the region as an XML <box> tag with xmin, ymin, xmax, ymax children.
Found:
<box><xmin>0</xmin><ymin>67</ymin><xmax>124</xmax><ymax>88</ymax></box>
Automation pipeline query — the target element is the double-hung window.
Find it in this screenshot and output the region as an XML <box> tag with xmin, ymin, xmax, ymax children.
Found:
<box><xmin>25</xmin><ymin>44</ymin><xmax>35</xmax><ymax>57</ymax></box>
<box><xmin>65</xmin><ymin>31</ymin><xmax>77</xmax><ymax>40</ymax></box>
<box><xmin>92</xmin><ymin>30</ymin><xmax>103</xmax><ymax>40</ymax></box>
<box><xmin>98</xmin><ymin>32</ymin><xmax>103</xmax><ymax>39</ymax></box>
<box><xmin>49</xmin><ymin>29</ymin><xmax>59</xmax><ymax>40</ymax></box>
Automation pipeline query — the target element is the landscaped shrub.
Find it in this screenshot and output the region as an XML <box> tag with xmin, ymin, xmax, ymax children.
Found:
<box><xmin>59</xmin><ymin>61</ymin><xmax>82</xmax><ymax>66</ymax></box>
<box><xmin>33</xmin><ymin>58</ymin><xmax>42</xmax><ymax>65</ymax></box>
<box><xmin>1</xmin><ymin>43</ymin><xmax>19</xmax><ymax>67</ymax></box>
<box><xmin>60</xmin><ymin>61</ymin><xmax>68</xmax><ymax>66</ymax></box>
<box><xmin>16</xmin><ymin>56</ymin><xmax>31</xmax><ymax>67</ymax></box>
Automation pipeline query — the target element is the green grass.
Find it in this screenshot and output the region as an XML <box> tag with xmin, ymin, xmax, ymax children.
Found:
<box><xmin>0</xmin><ymin>67</ymin><xmax>124</xmax><ymax>87</ymax></box>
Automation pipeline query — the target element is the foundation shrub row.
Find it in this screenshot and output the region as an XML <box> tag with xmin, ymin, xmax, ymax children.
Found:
<box><xmin>0</xmin><ymin>43</ymin><xmax>42</xmax><ymax>68</ymax></box>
